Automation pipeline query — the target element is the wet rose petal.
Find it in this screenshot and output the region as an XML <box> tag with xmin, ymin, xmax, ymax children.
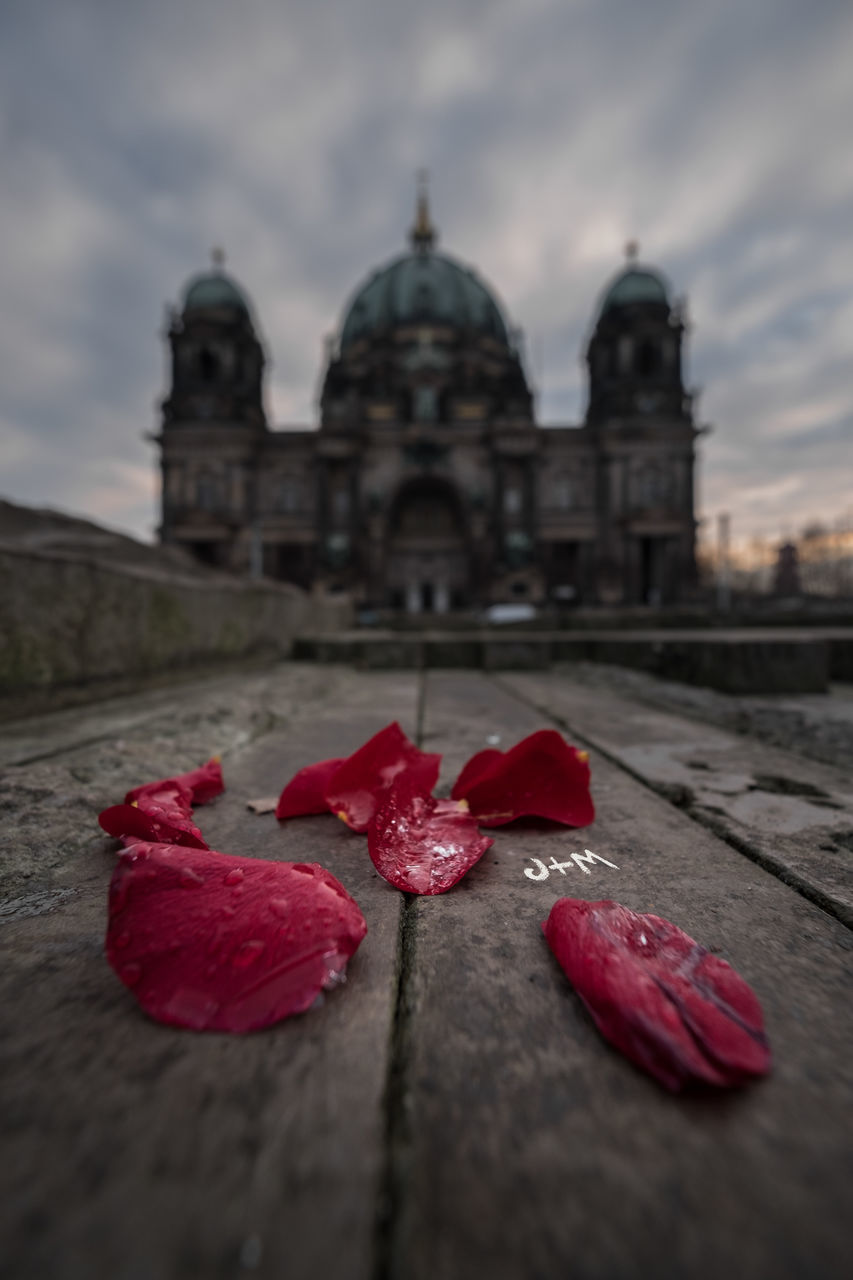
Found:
<box><xmin>125</xmin><ymin>757</ymin><xmax>224</xmax><ymax>808</ymax></box>
<box><xmin>324</xmin><ymin>722</ymin><xmax>441</xmax><ymax>833</ymax></box>
<box><xmin>275</xmin><ymin>758</ymin><xmax>347</xmax><ymax>820</ymax></box>
<box><xmin>543</xmin><ymin>898</ymin><xmax>771</xmax><ymax>1091</ymax></box>
<box><xmin>368</xmin><ymin>778</ymin><xmax>493</xmax><ymax>894</ymax></box>
<box><xmin>452</xmin><ymin>748</ymin><xmax>503</xmax><ymax>796</ymax></box>
<box><xmin>451</xmin><ymin>729</ymin><xmax>594</xmax><ymax>827</ymax></box>
<box><xmin>106</xmin><ymin>842</ymin><xmax>367</xmax><ymax>1033</ymax></box>
<box><xmin>99</xmin><ymin>795</ymin><xmax>208</xmax><ymax>849</ymax></box>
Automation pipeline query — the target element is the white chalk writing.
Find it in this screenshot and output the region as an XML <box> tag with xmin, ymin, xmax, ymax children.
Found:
<box><xmin>524</xmin><ymin>849</ymin><xmax>619</xmax><ymax>881</ymax></box>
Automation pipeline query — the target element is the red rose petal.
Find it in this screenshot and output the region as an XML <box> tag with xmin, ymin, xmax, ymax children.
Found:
<box><xmin>368</xmin><ymin>778</ymin><xmax>493</xmax><ymax>894</ymax></box>
<box><xmin>324</xmin><ymin>722</ymin><xmax>441</xmax><ymax>833</ymax></box>
<box><xmin>451</xmin><ymin>730</ymin><xmax>594</xmax><ymax>828</ymax></box>
<box><xmin>99</xmin><ymin>792</ymin><xmax>209</xmax><ymax>849</ymax></box>
<box><xmin>106</xmin><ymin>842</ymin><xmax>367</xmax><ymax>1033</ymax></box>
<box><xmin>275</xmin><ymin>758</ymin><xmax>347</xmax><ymax>820</ymax></box>
<box><xmin>452</xmin><ymin>748</ymin><xmax>503</xmax><ymax>796</ymax></box>
<box><xmin>543</xmin><ymin>898</ymin><xmax>771</xmax><ymax>1091</ymax></box>
<box><xmin>125</xmin><ymin>757</ymin><xmax>224</xmax><ymax>808</ymax></box>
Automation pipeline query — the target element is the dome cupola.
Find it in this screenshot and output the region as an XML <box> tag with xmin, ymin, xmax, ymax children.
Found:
<box><xmin>182</xmin><ymin>248</ymin><xmax>253</xmax><ymax>318</ymax></box>
<box><xmin>598</xmin><ymin>242</ymin><xmax>670</xmax><ymax>315</ymax></box>
<box><xmin>338</xmin><ymin>183</ymin><xmax>510</xmax><ymax>350</ymax></box>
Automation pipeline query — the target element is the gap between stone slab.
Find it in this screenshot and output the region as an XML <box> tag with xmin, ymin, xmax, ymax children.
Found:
<box><xmin>372</xmin><ymin>664</ymin><xmax>428</xmax><ymax>1280</ymax></box>
<box><xmin>372</xmin><ymin>891</ymin><xmax>417</xmax><ymax>1280</ymax></box>
<box><xmin>489</xmin><ymin>674</ymin><xmax>853</xmax><ymax>935</ymax></box>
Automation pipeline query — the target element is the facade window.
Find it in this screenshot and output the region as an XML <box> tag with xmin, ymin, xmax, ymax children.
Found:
<box><xmin>554</xmin><ymin>477</ymin><xmax>573</xmax><ymax>510</ymax></box>
<box><xmin>504</xmin><ymin>487</ymin><xmax>522</xmax><ymax>516</ymax></box>
<box><xmin>332</xmin><ymin>488</ymin><xmax>350</xmax><ymax>520</ymax></box>
<box><xmin>275</xmin><ymin>479</ymin><xmax>299</xmax><ymax>514</ymax></box>
<box><xmin>413</xmin><ymin>385</ymin><xmax>438</xmax><ymax>422</ymax></box>
<box><xmin>196</xmin><ymin>470</ymin><xmax>220</xmax><ymax>511</ymax></box>
<box><xmin>618</xmin><ymin>336</ymin><xmax>633</xmax><ymax>372</ymax></box>
<box><xmin>634</xmin><ymin>463</ymin><xmax>671</xmax><ymax>509</ymax></box>
<box><xmin>199</xmin><ymin>348</ymin><xmax>220</xmax><ymax>382</ymax></box>
<box><xmin>636</xmin><ymin>341</ymin><xmax>660</xmax><ymax>377</ymax></box>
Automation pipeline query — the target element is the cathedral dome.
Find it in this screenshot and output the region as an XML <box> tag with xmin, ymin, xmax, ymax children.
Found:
<box><xmin>182</xmin><ymin>251</ymin><xmax>251</xmax><ymax>316</ymax></box>
<box><xmin>599</xmin><ymin>262</ymin><xmax>670</xmax><ymax>314</ymax></box>
<box><xmin>339</xmin><ymin>192</ymin><xmax>509</xmax><ymax>350</ymax></box>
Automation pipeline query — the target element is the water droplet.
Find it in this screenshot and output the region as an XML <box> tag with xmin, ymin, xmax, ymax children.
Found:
<box><xmin>114</xmin><ymin>930</ymin><xmax>132</xmax><ymax>950</ymax></box>
<box><xmin>292</xmin><ymin>864</ymin><xmax>315</xmax><ymax>877</ymax></box>
<box><xmin>180</xmin><ymin>867</ymin><xmax>205</xmax><ymax>888</ymax></box>
<box><xmin>233</xmin><ymin>939</ymin><xmax>265</xmax><ymax>968</ymax></box>
<box><xmin>224</xmin><ymin>869</ymin><xmax>244</xmax><ymax>887</ymax></box>
<box><xmin>269</xmin><ymin>896</ymin><xmax>290</xmax><ymax>919</ymax></box>
<box><xmin>122</xmin><ymin>962</ymin><xmax>142</xmax><ymax>986</ymax></box>
<box><xmin>639</xmin><ymin>932</ymin><xmax>647</xmax><ymax>945</ymax></box>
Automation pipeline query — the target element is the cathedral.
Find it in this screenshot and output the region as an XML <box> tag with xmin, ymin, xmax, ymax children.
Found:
<box><xmin>156</xmin><ymin>188</ymin><xmax>700</xmax><ymax>612</ymax></box>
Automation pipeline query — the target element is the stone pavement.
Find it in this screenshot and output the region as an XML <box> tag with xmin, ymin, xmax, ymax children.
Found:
<box><xmin>1</xmin><ymin>663</ymin><xmax>851</xmax><ymax>1280</ymax></box>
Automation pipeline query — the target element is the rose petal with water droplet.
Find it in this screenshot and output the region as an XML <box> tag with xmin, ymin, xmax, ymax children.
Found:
<box><xmin>105</xmin><ymin>841</ymin><xmax>367</xmax><ymax>1033</ymax></box>
<box><xmin>275</xmin><ymin>758</ymin><xmax>347</xmax><ymax>820</ymax></box>
<box><xmin>368</xmin><ymin>777</ymin><xmax>493</xmax><ymax>894</ymax></box>
<box><xmin>542</xmin><ymin>898</ymin><xmax>771</xmax><ymax>1091</ymax></box>
<box><xmin>125</xmin><ymin>757</ymin><xmax>224</xmax><ymax>808</ymax></box>
<box><xmin>99</xmin><ymin>795</ymin><xmax>208</xmax><ymax>850</ymax></box>
<box><xmin>324</xmin><ymin>722</ymin><xmax>441</xmax><ymax>833</ymax></box>
<box><xmin>451</xmin><ymin>730</ymin><xmax>594</xmax><ymax>827</ymax></box>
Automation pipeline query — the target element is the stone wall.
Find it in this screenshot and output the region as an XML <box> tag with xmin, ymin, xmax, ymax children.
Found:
<box><xmin>0</xmin><ymin>543</ymin><xmax>350</xmax><ymax>699</ymax></box>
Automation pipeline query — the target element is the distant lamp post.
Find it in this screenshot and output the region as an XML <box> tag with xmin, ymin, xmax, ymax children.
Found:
<box><xmin>717</xmin><ymin>513</ymin><xmax>731</xmax><ymax>612</ymax></box>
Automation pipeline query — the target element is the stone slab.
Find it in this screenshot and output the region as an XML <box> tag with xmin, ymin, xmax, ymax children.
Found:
<box><xmin>542</xmin><ymin>660</ymin><xmax>853</xmax><ymax>770</ymax></box>
<box><xmin>0</xmin><ymin>666</ymin><xmax>419</xmax><ymax>1280</ymax></box>
<box><xmin>294</xmin><ymin>628</ymin><xmax>853</xmax><ymax>693</ymax></box>
<box><xmin>390</xmin><ymin>670</ymin><xmax>853</xmax><ymax>1280</ymax></box>
<box><xmin>502</xmin><ymin>671</ymin><xmax>853</xmax><ymax>929</ymax></box>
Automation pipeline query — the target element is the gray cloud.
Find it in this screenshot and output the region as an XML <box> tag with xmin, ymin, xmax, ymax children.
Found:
<box><xmin>1</xmin><ymin>0</ymin><xmax>851</xmax><ymax>546</ymax></box>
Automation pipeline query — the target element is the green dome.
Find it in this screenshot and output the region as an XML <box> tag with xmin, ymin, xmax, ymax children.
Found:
<box><xmin>340</xmin><ymin>248</ymin><xmax>509</xmax><ymax>349</ymax></box>
<box><xmin>600</xmin><ymin>266</ymin><xmax>669</xmax><ymax>313</ymax></box>
<box><xmin>183</xmin><ymin>271</ymin><xmax>250</xmax><ymax>316</ymax></box>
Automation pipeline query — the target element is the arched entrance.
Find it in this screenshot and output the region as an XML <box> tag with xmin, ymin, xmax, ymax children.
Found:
<box><xmin>384</xmin><ymin>479</ymin><xmax>470</xmax><ymax>614</ymax></box>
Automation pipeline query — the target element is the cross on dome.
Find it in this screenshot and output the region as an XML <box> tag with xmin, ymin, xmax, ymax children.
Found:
<box><xmin>410</xmin><ymin>170</ymin><xmax>437</xmax><ymax>252</ymax></box>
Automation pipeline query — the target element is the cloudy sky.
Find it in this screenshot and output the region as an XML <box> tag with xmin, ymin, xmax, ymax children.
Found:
<box><xmin>2</xmin><ymin>0</ymin><xmax>851</xmax><ymax>550</ymax></box>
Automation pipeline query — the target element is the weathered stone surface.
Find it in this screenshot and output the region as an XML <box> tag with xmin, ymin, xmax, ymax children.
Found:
<box><xmin>502</xmin><ymin>671</ymin><xmax>853</xmax><ymax>928</ymax></box>
<box><xmin>294</xmin><ymin>627</ymin><xmax>853</xmax><ymax>693</ymax></box>
<box><xmin>545</xmin><ymin>659</ymin><xmax>853</xmax><ymax>769</ymax></box>
<box><xmin>0</xmin><ymin>665</ymin><xmax>417</xmax><ymax>1280</ymax></box>
<box><xmin>391</xmin><ymin>671</ymin><xmax>853</xmax><ymax>1280</ymax></box>
<box><xmin>0</xmin><ymin>544</ymin><xmax>350</xmax><ymax>705</ymax></box>
<box><xmin>2</xmin><ymin>664</ymin><xmax>851</xmax><ymax>1280</ymax></box>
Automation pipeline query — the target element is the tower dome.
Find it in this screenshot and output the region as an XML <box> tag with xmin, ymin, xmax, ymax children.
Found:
<box><xmin>339</xmin><ymin>188</ymin><xmax>510</xmax><ymax>350</ymax></box>
<box><xmin>598</xmin><ymin>244</ymin><xmax>670</xmax><ymax>314</ymax></box>
<box><xmin>181</xmin><ymin>249</ymin><xmax>252</xmax><ymax>317</ymax></box>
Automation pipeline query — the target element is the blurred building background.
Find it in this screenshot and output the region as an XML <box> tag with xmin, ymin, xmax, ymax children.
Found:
<box><xmin>156</xmin><ymin>189</ymin><xmax>700</xmax><ymax>613</ymax></box>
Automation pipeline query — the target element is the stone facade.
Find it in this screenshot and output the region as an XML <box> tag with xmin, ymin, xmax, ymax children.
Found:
<box><xmin>157</xmin><ymin>203</ymin><xmax>700</xmax><ymax>612</ymax></box>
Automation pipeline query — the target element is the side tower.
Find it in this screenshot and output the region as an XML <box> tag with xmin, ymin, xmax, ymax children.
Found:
<box><xmin>584</xmin><ymin>245</ymin><xmax>698</xmax><ymax>604</ymax></box>
<box><xmin>158</xmin><ymin>251</ymin><xmax>267</xmax><ymax>569</ymax></box>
